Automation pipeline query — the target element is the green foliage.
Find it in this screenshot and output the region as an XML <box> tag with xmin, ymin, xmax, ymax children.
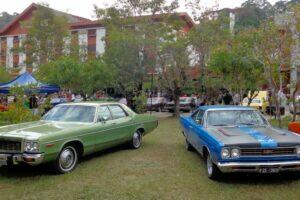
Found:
<box><xmin>0</xmin><ymin>86</ymin><xmax>39</xmax><ymax>125</ymax></box>
<box><xmin>0</xmin><ymin>67</ymin><xmax>11</xmax><ymax>83</ymax></box>
<box><xmin>132</xmin><ymin>92</ymin><xmax>147</xmax><ymax>114</ymax></box>
<box><xmin>21</xmin><ymin>4</ymin><xmax>69</xmax><ymax>66</ymax></box>
<box><xmin>36</xmin><ymin>57</ymin><xmax>115</xmax><ymax>95</ymax></box>
<box><xmin>235</xmin><ymin>0</ymin><xmax>273</xmax><ymax>30</ymax></box>
<box><xmin>82</xmin><ymin>59</ymin><xmax>116</xmax><ymax>95</ymax></box>
<box><xmin>0</xmin><ymin>12</ymin><xmax>17</xmax><ymax>29</ymax></box>
<box><xmin>208</xmin><ymin>28</ymin><xmax>265</xmax><ymax>99</ymax></box>
<box><xmin>2</xmin><ymin>103</ymin><xmax>38</xmax><ymax>125</ymax></box>
<box><xmin>36</xmin><ymin>57</ymin><xmax>83</xmax><ymax>92</ymax></box>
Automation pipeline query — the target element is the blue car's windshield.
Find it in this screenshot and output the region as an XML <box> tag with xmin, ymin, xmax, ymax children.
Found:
<box><xmin>42</xmin><ymin>105</ymin><xmax>96</xmax><ymax>123</ymax></box>
<box><xmin>206</xmin><ymin>110</ymin><xmax>267</xmax><ymax>127</ymax></box>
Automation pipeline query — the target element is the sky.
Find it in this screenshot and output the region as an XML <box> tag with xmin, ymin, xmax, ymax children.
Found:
<box><xmin>0</xmin><ymin>0</ymin><xmax>280</xmax><ymax>20</ymax></box>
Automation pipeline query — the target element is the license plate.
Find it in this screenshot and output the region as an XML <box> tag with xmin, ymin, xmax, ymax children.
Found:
<box><xmin>259</xmin><ymin>167</ymin><xmax>279</xmax><ymax>174</ymax></box>
<box><xmin>0</xmin><ymin>154</ymin><xmax>8</xmax><ymax>166</ymax></box>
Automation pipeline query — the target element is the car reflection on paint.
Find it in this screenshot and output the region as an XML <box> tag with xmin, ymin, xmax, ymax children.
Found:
<box><xmin>180</xmin><ymin>106</ymin><xmax>300</xmax><ymax>180</ymax></box>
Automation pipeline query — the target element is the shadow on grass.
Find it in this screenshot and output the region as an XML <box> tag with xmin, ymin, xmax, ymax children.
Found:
<box><xmin>0</xmin><ymin>143</ymin><xmax>134</xmax><ymax>178</ymax></box>
<box><xmin>218</xmin><ymin>172</ymin><xmax>300</xmax><ymax>185</ymax></box>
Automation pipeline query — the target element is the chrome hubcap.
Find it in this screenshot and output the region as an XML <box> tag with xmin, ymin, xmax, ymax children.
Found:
<box><xmin>207</xmin><ymin>156</ymin><xmax>213</xmax><ymax>176</ymax></box>
<box><xmin>133</xmin><ymin>132</ymin><xmax>141</xmax><ymax>148</ymax></box>
<box><xmin>59</xmin><ymin>148</ymin><xmax>76</xmax><ymax>170</ymax></box>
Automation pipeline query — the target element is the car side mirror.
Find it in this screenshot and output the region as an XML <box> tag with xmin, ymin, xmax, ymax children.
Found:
<box><xmin>196</xmin><ymin>119</ymin><xmax>202</xmax><ymax>125</ymax></box>
<box><xmin>98</xmin><ymin>116</ymin><xmax>109</xmax><ymax>123</ymax></box>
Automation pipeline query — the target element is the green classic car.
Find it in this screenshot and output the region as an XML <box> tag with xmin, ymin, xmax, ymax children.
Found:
<box><xmin>0</xmin><ymin>102</ymin><xmax>158</xmax><ymax>173</ymax></box>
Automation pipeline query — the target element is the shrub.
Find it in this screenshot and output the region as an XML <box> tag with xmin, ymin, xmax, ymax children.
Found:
<box><xmin>2</xmin><ymin>103</ymin><xmax>39</xmax><ymax>125</ymax></box>
<box><xmin>133</xmin><ymin>92</ymin><xmax>147</xmax><ymax>114</ymax></box>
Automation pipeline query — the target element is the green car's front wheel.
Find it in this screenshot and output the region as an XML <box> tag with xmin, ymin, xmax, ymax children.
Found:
<box><xmin>131</xmin><ymin>131</ymin><xmax>142</xmax><ymax>149</ymax></box>
<box><xmin>53</xmin><ymin>145</ymin><xmax>78</xmax><ymax>174</ymax></box>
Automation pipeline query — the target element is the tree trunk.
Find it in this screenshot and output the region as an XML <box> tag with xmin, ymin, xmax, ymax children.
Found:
<box><xmin>292</xmin><ymin>81</ymin><xmax>299</xmax><ymax>122</ymax></box>
<box><xmin>273</xmin><ymin>94</ymin><xmax>282</xmax><ymax>128</ymax></box>
<box><xmin>173</xmin><ymin>88</ymin><xmax>181</xmax><ymax>118</ymax></box>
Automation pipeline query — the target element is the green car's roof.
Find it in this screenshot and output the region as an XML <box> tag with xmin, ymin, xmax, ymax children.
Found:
<box><xmin>59</xmin><ymin>101</ymin><xmax>119</xmax><ymax>106</ymax></box>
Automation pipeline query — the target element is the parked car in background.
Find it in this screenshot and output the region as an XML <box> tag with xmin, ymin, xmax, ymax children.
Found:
<box><xmin>0</xmin><ymin>102</ymin><xmax>158</xmax><ymax>173</ymax></box>
<box><xmin>147</xmin><ymin>97</ymin><xmax>166</xmax><ymax>112</ymax></box>
<box><xmin>242</xmin><ymin>91</ymin><xmax>269</xmax><ymax>113</ymax></box>
<box><xmin>50</xmin><ymin>97</ymin><xmax>68</xmax><ymax>107</ymax></box>
<box><xmin>180</xmin><ymin>106</ymin><xmax>300</xmax><ymax>180</ymax></box>
<box><xmin>165</xmin><ymin>97</ymin><xmax>196</xmax><ymax>113</ymax></box>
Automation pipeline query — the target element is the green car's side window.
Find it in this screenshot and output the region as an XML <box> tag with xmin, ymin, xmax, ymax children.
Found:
<box><xmin>98</xmin><ymin>106</ymin><xmax>112</xmax><ymax>122</ymax></box>
<box><xmin>108</xmin><ymin>105</ymin><xmax>127</xmax><ymax>119</ymax></box>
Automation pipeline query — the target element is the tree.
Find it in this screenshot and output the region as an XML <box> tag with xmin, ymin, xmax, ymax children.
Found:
<box><xmin>35</xmin><ymin>57</ymin><xmax>84</xmax><ymax>93</ymax></box>
<box><xmin>21</xmin><ymin>4</ymin><xmax>69</xmax><ymax>67</ymax></box>
<box><xmin>289</xmin><ymin>3</ymin><xmax>300</xmax><ymax>121</ymax></box>
<box><xmin>236</xmin><ymin>0</ymin><xmax>273</xmax><ymax>29</ymax></box>
<box><xmin>95</xmin><ymin>0</ymin><xmax>191</xmax><ymax>117</ymax></box>
<box><xmin>36</xmin><ymin>56</ymin><xmax>115</xmax><ymax>95</ymax></box>
<box><xmin>157</xmin><ymin>32</ymin><xmax>191</xmax><ymax>117</ymax></box>
<box><xmin>188</xmin><ymin>13</ymin><xmax>231</xmax><ymax>96</ymax></box>
<box><xmin>82</xmin><ymin>59</ymin><xmax>116</xmax><ymax>95</ymax></box>
<box><xmin>0</xmin><ymin>12</ymin><xmax>17</xmax><ymax>29</ymax></box>
<box><xmin>95</xmin><ymin>4</ymin><xmax>151</xmax><ymax>97</ymax></box>
<box><xmin>0</xmin><ymin>67</ymin><xmax>11</xmax><ymax>83</ymax></box>
<box><xmin>252</xmin><ymin>21</ymin><xmax>292</xmax><ymax>127</ymax></box>
<box><xmin>208</xmin><ymin>28</ymin><xmax>265</xmax><ymax>105</ymax></box>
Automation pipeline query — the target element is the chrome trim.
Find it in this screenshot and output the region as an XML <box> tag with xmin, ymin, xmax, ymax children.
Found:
<box><xmin>217</xmin><ymin>160</ymin><xmax>300</xmax><ymax>173</ymax></box>
<box><xmin>0</xmin><ymin>153</ymin><xmax>44</xmax><ymax>166</ymax></box>
<box><xmin>22</xmin><ymin>153</ymin><xmax>44</xmax><ymax>165</ymax></box>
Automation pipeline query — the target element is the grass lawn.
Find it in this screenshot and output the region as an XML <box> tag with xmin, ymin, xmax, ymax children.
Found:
<box><xmin>1</xmin><ymin>117</ymin><xmax>300</xmax><ymax>199</ymax></box>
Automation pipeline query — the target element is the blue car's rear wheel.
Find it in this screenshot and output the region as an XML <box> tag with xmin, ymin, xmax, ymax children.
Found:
<box><xmin>185</xmin><ymin>139</ymin><xmax>194</xmax><ymax>151</ymax></box>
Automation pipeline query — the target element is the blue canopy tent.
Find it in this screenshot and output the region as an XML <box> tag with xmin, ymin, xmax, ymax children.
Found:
<box><xmin>0</xmin><ymin>72</ymin><xmax>60</xmax><ymax>94</ymax></box>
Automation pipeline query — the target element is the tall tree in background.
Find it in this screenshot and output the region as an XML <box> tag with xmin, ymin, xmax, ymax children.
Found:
<box><xmin>0</xmin><ymin>12</ymin><xmax>17</xmax><ymax>29</ymax></box>
<box><xmin>95</xmin><ymin>0</ymin><xmax>191</xmax><ymax>117</ymax></box>
<box><xmin>95</xmin><ymin>4</ymin><xmax>150</xmax><ymax>97</ymax></box>
<box><xmin>188</xmin><ymin>12</ymin><xmax>230</xmax><ymax>95</ymax></box>
<box><xmin>21</xmin><ymin>4</ymin><xmax>69</xmax><ymax>67</ymax></box>
<box><xmin>209</xmin><ymin>27</ymin><xmax>266</xmax><ymax>104</ymax></box>
<box><xmin>235</xmin><ymin>0</ymin><xmax>273</xmax><ymax>30</ymax></box>
<box><xmin>252</xmin><ymin>21</ymin><xmax>292</xmax><ymax>127</ymax></box>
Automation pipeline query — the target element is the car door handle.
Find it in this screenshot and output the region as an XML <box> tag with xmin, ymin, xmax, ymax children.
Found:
<box><xmin>189</xmin><ymin>126</ymin><xmax>193</xmax><ymax>129</ymax></box>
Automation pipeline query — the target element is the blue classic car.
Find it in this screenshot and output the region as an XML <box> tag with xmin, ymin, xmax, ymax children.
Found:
<box><xmin>180</xmin><ymin>106</ymin><xmax>300</xmax><ymax>180</ymax></box>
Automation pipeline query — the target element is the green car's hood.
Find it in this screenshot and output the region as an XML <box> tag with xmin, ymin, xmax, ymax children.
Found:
<box><xmin>0</xmin><ymin>121</ymin><xmax>89</xmax><ymax>140</ymax></box>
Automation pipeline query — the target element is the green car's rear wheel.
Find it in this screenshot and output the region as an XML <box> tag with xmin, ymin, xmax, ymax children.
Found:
<box><xmin>54</xmin><ymin>146</ymin><xmax>78</xmax><ymax>174</ymax></box>
<box><xmin>131</xmin><ymin>131</ymin><xmax>142</xmax><ymax>149</ymax></box>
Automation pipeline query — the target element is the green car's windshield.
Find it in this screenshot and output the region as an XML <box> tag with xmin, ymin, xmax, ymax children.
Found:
<box><xmin>206</xmin><ymin>110</ymin><xmax>267</xmax><ymax>127</ymax></box>
<box><xmin>42</xmin><ymin>105</ymin><xmax>96</xmax><ymax>123</ymax></box>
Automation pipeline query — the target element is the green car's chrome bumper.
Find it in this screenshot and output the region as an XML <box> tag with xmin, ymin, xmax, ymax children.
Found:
<box><xmin>217</xmin><ymin>161</ymin><xmax>300</xmax><ymax>173</ymax></box>
<box><xmin>0</xmin><ymin>153</ymin><xmax>44</xmax><ymax>166</ymax></box>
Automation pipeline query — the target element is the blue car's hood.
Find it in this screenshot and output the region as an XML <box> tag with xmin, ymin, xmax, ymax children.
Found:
<box><xmin>207</xmin><ymin>126</ymin><xmax>300</xmax><ymax>148</ymax></box>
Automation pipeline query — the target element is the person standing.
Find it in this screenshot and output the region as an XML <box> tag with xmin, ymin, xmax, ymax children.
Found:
<box><xmin>29</xmin><ymin>94</ymin><xmax>38</xmax><ymax>115</ymax></box>
<box><xmin>223</xmin><ymin>91</ymin><xmax>233</xmax><ymax>105</ymax></box>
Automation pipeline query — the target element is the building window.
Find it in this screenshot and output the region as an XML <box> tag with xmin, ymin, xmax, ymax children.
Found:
<box><xmin>88</xmin><ymin>29</ymin><xmax>96</xmax><ymax>58</ymax></box>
